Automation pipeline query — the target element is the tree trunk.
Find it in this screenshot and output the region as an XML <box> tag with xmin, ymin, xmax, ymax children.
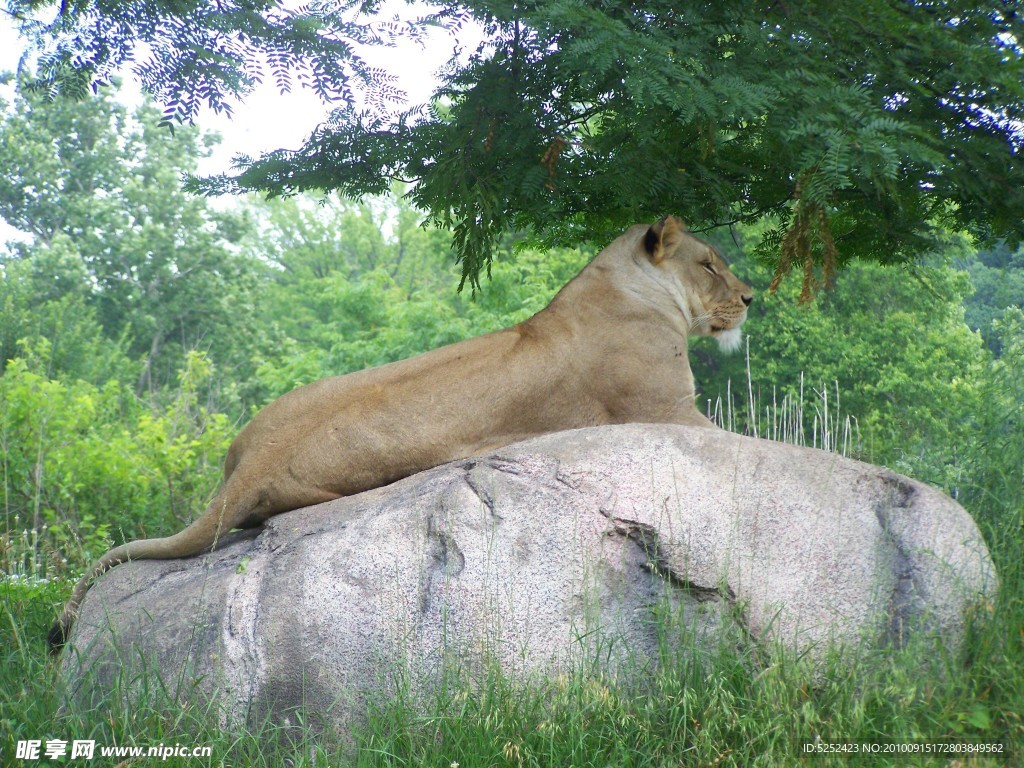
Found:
<box><xmin>136</xmin><ymin>330</ymin><xmax>163</xmax><ymax>397</ymax></box>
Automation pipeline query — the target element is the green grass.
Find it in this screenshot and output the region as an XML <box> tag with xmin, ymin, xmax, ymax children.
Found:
<box><xmin>3</xmin><ymin>365</ymin><xmax>1022</xmax><ymax>766</ymax></box>
<box><xmin>705</xmin><ymin>340</ymin><xmax>861</xmax><ymax>456</ymax></box>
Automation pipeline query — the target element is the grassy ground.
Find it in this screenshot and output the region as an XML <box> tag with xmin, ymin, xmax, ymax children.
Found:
<box><xmin>3</xmin><ymin>488</ymin><xmax>1020</xmax><ymax>766</ymax></box>
<box><xmin>1</xmin><ymin>541</ymin><xmax>1020</xmax><ymax>767</ymax></box>
<box><xmin>2</xmin><ymin>382</ymin><xmax>1022</xmax><ymax>766</ymax></box>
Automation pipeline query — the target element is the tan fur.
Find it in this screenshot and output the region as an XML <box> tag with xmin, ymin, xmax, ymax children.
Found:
<box><xmin>49</xmin><ymin>216</ymin><xmax>752</xmax><ymax>651</ymax></box>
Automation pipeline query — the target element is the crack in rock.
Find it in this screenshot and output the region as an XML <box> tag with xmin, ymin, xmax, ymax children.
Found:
<box><xmin>420</xmin><ymin>513</ymin><xmax>466</xmax><ymax>615</ymax></box>
<box><xmin>458</xmin><ymin>456</ymin><xmax>527</xmax><ymax>476</ymax></box>
<box><xmin>463</xmin><ymin>454</ymin><xmax>566</xmax><ymax>504</ymax></box>
<box><xmin>464</xmin><ymin>472</ymin><xmax>502</xmax><ymax>520</ymax></box>
<box><xmin>872</xmin><ymin>473</ymin><xmax>923</xmax><ymax>647</ymax></box>
<box><xmin>604</xmin><ymin>514</ymin><xmax>735</xmax><ymax>603</ymax></box>
<box><xmin>221</xmin><ymin>524</ymin><xmax>275</xmax><ymax>726</ymax></box>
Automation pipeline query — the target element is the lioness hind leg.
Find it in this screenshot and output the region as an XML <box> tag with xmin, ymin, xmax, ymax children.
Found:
<box><xmin>48</xmin><ymin>469</ymin><xmax>346</xmax><ymax>653</ymax></box>
<box><xmin>47</xmin><ymin>480</ymin><xmax>264</xmax><ymax>654</ymax></box>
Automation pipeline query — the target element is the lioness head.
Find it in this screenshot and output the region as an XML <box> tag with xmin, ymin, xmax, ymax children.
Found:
<box><xmin>643</xmin><ymin>215</ymin><xmax>753</xmax><ymax>352</ymax></box>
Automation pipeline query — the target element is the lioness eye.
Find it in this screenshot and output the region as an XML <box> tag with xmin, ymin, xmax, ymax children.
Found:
<box><xmin>702</xmin><ymin>262</ymin><xmax>716</xmax><ymax>275</ymax></box>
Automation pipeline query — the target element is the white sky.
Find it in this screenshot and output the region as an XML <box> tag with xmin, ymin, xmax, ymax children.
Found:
<box><xmin>0</xmin><ymin>3</ymin><xmax>478</xmax><ymax>240</ymax></box>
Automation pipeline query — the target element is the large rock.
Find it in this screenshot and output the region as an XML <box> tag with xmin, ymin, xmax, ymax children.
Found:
<box><xmin>62</xmin><ymin>425</ymin><xmax>997</xmax><ymax>731</ymax></box>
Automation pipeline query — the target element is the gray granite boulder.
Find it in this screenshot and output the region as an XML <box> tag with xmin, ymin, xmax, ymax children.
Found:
<box><xmin>61</xmin><ymin>424</ymin><xmax>997</xmax><ymax>732</ymax></box>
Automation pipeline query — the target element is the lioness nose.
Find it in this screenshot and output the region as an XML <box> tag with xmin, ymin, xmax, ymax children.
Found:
<box><xmin>742</xmin><ymin>293</ymin><xmax>753</xmax><ymax>307</ymax></box>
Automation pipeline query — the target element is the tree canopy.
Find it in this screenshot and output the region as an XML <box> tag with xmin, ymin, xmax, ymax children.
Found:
<box><xmin>0</xmin><ymin>80</ymin><xmax>261</xmax><ymax>392</ymax></box>
<box><xmin>6</xmin><ymin>0</ymin><xmax>1023</xmax><ymax>292</ymax></box>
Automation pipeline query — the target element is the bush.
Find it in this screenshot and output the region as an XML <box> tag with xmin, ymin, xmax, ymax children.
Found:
<box><xmin>0</xmin><ymin>348</ymin><xmax>232</xmax><ymax>580</ymax></box>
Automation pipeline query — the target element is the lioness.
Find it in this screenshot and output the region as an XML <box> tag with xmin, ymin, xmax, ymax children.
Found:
<box><xmin>49</xmin><ymin>215</ymin><xmax>752</xmax><ymax>651</ymax></box>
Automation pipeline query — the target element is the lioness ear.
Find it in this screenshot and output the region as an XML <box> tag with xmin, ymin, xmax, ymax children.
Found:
<box><xmin>644</xmin><ymin>215</ymin><xmax>686</xmax><ymax>264</ymax></box>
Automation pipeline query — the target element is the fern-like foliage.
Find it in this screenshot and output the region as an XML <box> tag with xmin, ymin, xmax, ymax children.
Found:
<box><xmin>9</xmin><ymin>0</ymin><xmax>409</xmax><ymax>127</ymax></box>
<box><xmin>12</xmin><ymin>0</ymin><xmax>1023</xmax><ymax>294</ymax></box>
